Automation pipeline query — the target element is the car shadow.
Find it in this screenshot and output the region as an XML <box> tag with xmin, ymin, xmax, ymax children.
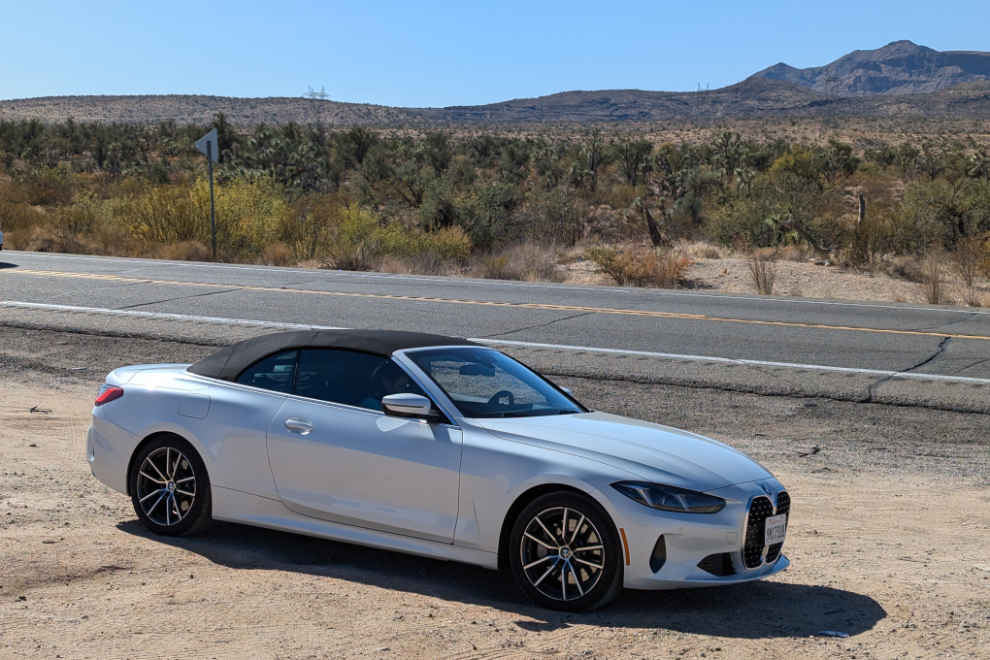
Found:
<box><xmin>0</xmin><ymin>261</ymin><xmax>19</xmax><ymax>269</ymax></box>
<box><xmin>117</xmin><ymin>519</ymin><xmax>886</xmax><ymax>638</ymax></box>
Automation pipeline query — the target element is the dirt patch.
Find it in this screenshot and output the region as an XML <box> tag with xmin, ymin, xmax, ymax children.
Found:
<box><xmin>562</xmin><ymin>254</ymin><xmax>990</xmax><ymax>307</ymax></box>
<box><xmin>1</xmin><ymin>337</ymin><xmax>989</xmax><ymax>659</ymax></box>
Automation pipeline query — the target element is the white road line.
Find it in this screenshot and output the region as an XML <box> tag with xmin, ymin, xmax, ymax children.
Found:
<box><xmin>5</xmin><ymin>250</ymin><xmax>989</xmax><ymax>316</ymax></box>
<box><xmin>4</xmin><ymin>300</ymin><xmax>989</xmax><ymax>386</ymax></box>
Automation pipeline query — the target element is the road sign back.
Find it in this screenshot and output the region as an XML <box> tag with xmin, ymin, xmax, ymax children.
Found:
<box><xmin>195</xmin><ymin>129</ymin><xmax>219</xmax><ymax>162</ymax></box>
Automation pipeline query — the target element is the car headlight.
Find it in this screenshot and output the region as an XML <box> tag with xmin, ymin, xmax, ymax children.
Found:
<box><xmin>612</xmin><ymin>481</ymin><xmax>725</xmax><ymax>514</ymax></box>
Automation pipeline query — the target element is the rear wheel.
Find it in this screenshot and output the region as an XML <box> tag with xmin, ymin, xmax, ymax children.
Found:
<box><xmin>509</xmin><ymin>491</ymin><xmax>623</xmax><ymax>611</ymax></box>
<box><xmin>130</xmin><ymin>435</ymin><xmax>212</xmax><ymax>537</ymax></box>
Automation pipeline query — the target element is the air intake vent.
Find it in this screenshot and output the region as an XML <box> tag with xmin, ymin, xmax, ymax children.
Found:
<box><xmin>650</xmin><ymin>535</ymin><xmax>666</xmax><ymax>573</ymax></box>
<box><xmin>697</xmin><ymin>552</ymin><xmax>735</xmax><ymax>576</ymax></box>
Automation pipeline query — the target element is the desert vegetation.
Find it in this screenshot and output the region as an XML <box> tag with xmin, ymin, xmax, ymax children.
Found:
<box><xmin>2</xmin><ymin>115</ymin><xmax>990</xmax><ymax>301</ymax></box>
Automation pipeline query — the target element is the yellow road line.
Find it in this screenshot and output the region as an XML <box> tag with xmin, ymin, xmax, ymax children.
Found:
<box><xmin>7</xmin><ymin>268</ymin><xmax>990</xmax><ymax>341</ymax></box>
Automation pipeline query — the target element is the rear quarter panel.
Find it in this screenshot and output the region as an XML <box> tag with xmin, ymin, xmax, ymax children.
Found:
<box><xmin>103</xmin><ymin>370</ymin><xmax>286</xmax><ymax>501</ymax></box>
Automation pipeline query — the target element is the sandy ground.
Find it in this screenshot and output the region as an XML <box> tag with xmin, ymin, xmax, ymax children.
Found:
<box><xmin>560</xmin><ymin>254</ymin><xmax>990</xmax><ymax>307</ymax></box>
<box><xmin>1</xmin><ymin>332</ymin><xmax>989</xmax><ymax>659</ymax></box>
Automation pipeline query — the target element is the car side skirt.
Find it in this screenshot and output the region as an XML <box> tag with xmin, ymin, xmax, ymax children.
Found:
<box><xmin>212</xmin><ymin>486</ymin><xmax>500</xmax><ymax>570</ymax></box>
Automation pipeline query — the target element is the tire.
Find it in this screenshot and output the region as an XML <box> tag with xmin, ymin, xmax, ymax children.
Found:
<box><xmin>509</xmin><ymin>490</ymin><xmax>623</xmax><ymax>611</ymax></box>
<box><xmin>129</xmin><ymin>434</ymin><xmax>212</xmax><ymax>537</ymax></box>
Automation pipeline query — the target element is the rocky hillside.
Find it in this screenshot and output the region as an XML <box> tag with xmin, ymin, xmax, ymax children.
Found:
<box><xmin>749</xmin><ymin>40</ymin><xmax>990</xmax><ymax>96</ymax></box>
<box><xmin>0</xmin><ymin>95</ymin><xmax>415</xmax><ymax>126</ymax></box>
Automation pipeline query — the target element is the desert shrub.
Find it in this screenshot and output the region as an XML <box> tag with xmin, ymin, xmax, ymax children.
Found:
<box><xmin>949</xmin><ymin>236</ymin><xmax>988</xmax><ymax>287</ymax></box>
<box><xmin>776</xmin><ymin>244</ymin><xmax>812</xmax><ymax>262</ymax></box>
<box><xmin>192</xmin><ymin>177</ymin><xmax>290</xmax><ymax>260</ymax></box>
<box><xmin>261</xmin><ymin>242</ymin><xmax>295</xmax><ymax>267</ymax></box>
<box><xmin>474</xmin><ymin>244</ymin><xmax>564</xmax><ymax>282</ymax></box>
<box><xmin>888</xmin><ymin>255</ymin><xmax>925</xmax><ymax>283</ymax></box>
<box><xmin>748</xmin><ymin>252</ymin><xmax>777</xmax><ymax>295</ymax></box>
<box><xmin>480</xmin><ymin>254</ymin><xmax>513</xmax><ymax>279</ymax></box>
<box><xmin>919</xmin><ymin>250</ymin><xmax>946</xmax><ymax>305</ymax></box>
<box><xmin>587</xmin><ymin>245</ymin><xmax>692</xmax><ymax>288</ymax></box>
<box><xmin>379</xmin><ymin>252</ymin><xmax>457</xmax><ymax>277</ymax></box>
<box><xmin>121</xmin><ymin>183</ymin><xmax>201</xmax><ymax>245</ymax></box>
<box><xmin>155</xmin><ymin>240</ymin><xmax>213</xmax><ymax>262</ymax></box>
<box><xmin>319</xmin><ymin>204</ymin><xmax>471</xmax><ymax>271</ymax></box>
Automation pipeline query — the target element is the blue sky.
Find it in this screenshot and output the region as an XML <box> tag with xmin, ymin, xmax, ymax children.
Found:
<box><xmin>3</xmin><ymin>0</ymin><xmax>988</xmax><ymax>107</ymax></box>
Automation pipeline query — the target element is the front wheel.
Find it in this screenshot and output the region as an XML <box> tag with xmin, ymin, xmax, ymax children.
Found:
<box><xmin>129</xmin><ymin>434</ymin><xmax>212</xmax><ymax>537</ymax></box>
<box><xmin>509</xmin><ymin>491</ymin><xmax>623</xmax><ymax>611</ymax></box>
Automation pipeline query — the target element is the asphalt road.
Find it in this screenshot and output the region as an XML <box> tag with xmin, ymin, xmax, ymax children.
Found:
<box><xmin>3</xmin><ymin>251</ymin><xmax>990</xmax><ymax>380</ymax></box>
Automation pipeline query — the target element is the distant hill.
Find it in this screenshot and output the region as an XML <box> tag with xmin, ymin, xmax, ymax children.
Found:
<box><xmin>749</xmin><ymin>40</ymin><xmax>990</xmax><ymax>96</ymax></box>
<box><xmin>0</xmin><ymin>94</ymin><xmax>415</xmax><ymax>126</ymax></box>
<box><xmin>3</xmin><ymin>41</ymin><xmax>990</xmax><ymax>126</ymax></box>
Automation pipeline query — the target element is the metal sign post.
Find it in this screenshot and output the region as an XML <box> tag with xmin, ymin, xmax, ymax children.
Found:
<box><xmin>195</xmin><ymin>129</ymin><xmax>219</xmax><ymax>259</ymax></box>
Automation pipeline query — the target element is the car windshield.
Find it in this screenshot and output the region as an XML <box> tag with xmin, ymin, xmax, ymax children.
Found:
<box><xmin>408</xmin><ymin>347</ymin><xmax>583</xmax><ymax>418</ymax></box>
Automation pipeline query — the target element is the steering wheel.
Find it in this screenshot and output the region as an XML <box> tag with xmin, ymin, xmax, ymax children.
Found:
<box><xmin>487</xmin><ymin>390</ymin><xmax>515</xmax><ymax>406</ymax></box>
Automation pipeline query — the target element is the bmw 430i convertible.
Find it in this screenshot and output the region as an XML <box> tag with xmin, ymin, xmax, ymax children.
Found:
<box><xmin>87</xmin><ymin>329</ymin><xmax>790</xmax><ymax>611</ymax></box>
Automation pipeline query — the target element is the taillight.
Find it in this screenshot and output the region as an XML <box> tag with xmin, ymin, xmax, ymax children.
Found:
<box><xmin>95</xmin><ymin>385</ymin><xmax>124</xmax><ymax>406</ymax></box>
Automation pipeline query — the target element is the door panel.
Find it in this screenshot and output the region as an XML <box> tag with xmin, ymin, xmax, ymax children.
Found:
<box><xmin>267</xmin><ymin>398</ymin><xmax>463</xmax><ymax>543</ymax></box>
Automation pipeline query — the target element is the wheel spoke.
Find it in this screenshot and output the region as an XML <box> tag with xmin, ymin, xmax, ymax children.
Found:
<box><xmin>139</xmin><ymin>488</ymin><xmax>165</xmax><ymax>503</ymax></box>
<box><xmin>148</xmin><ymin>459</ymin><xmax>169</xmax><ymax>483</ymax></box>
<box><xmin>523</xmin><ymin>555</ymin><xmax>556</xmax><ymax>570</ymax></box>
<box><xmin>569</xmin><ymin>514</ymin><xmax>586</xmax><ymax>545</ymax></box>
<box><xmin>524</xmin><ymin>532</ymin><xmax>557</xmax><ymax>551</ymax></box>
<box><xmin>561</xmin><ymin>564</ymin><xmax>568</xmax><ymax>601</ymax></box>
<box><xmin>573</xmin><ymin>556</ymin><xmax>604</xmax><ymax>570</ymax></box>
<box><xmin>175</xmin><ymin>488</ymin><xmax>195</xmax><ymax>497</ymax></box>
<box><xmin>534</xmin><ymin>515</ymin><xmax>561</xmax><ymax>546</ymax></box>
<box><xmin>145</xmin><ymin>490</ymin><xmax>168</xmax><ymax>516</ymax></box>
<box><xmin>561</xmin><ymin>508</ymin><xmax>568</xmax><ymax>545</ymax></box>
<box><xmin>139</xmin><ymin>471</ymin><xmax>166</xmax><ymax>485</ymax></box>
<box><xmin>532</xmin><ymin>560</ymin><xmax>559</xmax><ymax>587</ymax></box>
<box><xmin>570</xmin><ymin>562</ymin><xmax>585</xmax><ymax>597</ymax></box>
<box><xmin>573</xmin><ymin>544</ymin><xmax>603</xmax><ymax>553</ymax></box>
<box><xmin>174</xmin><ymin>476</ymin><xmax>195</xmax><ymax>484</ymax></box>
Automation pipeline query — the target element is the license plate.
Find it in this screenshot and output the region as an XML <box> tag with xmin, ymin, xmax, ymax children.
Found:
<box><xmin>764</xmin><ymin>514</ymin><xmax>787</xmax><ymax>545</ymax></box>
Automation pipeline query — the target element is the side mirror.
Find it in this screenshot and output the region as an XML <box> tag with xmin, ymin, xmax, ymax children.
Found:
<box><xmin>561</xmin><ymin>387</ymin><xmax>573</xmax><ymax>395</ymax></box>
<box><xmin>382</xmin><ymin>393</ymin><xmax>437</xmax><ymax>421</ymax></box>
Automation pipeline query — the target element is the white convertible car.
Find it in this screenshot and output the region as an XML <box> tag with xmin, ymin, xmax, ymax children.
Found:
<box><xmin>87</xmin><ymin>330</ymin><xmax>790</xmax><ymax>611</ymax></box>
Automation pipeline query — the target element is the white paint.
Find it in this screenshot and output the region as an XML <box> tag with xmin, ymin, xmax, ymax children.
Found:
<box><xmin>4</xmin><ymin>300</ymin><xmax>989</xmax><ymax>386</ymax></box>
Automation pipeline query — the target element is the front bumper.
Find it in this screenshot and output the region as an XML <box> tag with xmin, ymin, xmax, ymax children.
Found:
<box><xmin>595</xmin><ymin>479</ymin><xmax>791</xmax><ymax>590</ymax></box>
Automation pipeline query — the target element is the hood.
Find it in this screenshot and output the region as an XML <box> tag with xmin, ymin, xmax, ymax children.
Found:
<box><xmin>477</xmin><ymin>412</ymin><xmax>771</xmax><ymax>492</ymax></box>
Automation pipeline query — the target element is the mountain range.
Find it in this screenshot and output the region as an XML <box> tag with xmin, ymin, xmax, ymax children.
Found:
<box><xmin>749</xmin><ymin>40</ymin><xmax>990</xmax><ymax>96</ymax></box>
<box><xmin>2</xmin><ymin>41</ymin><xmax>989</xmax><ymax>125</ymax></box>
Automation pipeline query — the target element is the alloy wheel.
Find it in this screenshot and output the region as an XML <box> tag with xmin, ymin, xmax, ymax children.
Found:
<box><xmin>519</xmin><ymin>506</ymin><xmax>605</xmax><ymax>602</ymax></box>
<box><xmin>135</xmin><ymin>447</ymin><xmax>197</xmax><ymax>526</ymax></box>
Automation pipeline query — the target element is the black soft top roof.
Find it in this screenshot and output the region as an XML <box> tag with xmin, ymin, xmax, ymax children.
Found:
<box><xmin>187</xmin><ymin>329</ymin><xmax>478</xmax><ymax>382</ymax></box>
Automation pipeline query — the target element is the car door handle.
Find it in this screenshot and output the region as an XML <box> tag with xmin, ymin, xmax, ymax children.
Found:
<box><xmin>284</xmin><ymin>417</ymin><xmax>315</xmax><ymax>434</ymax></box>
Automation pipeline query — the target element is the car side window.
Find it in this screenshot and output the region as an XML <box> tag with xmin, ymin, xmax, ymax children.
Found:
<box><xmin>236</xmin><ymin>351</ymin><xmax>298</xmax><ymax>393</ymax></box>
<box><xmin>295</xmin><ymin>349</ymin><xmax>426</xmax><ymax>411</ymax></box>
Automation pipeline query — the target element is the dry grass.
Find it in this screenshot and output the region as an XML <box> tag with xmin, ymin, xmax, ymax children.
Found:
<box><xmin>586</xmin><ymin>245</ymin><xmax>693</xmax><ymax>288</ymax></box>
<box><xmin>748</xmin><ymin>253</ymin><xmax>778</xmax><ymax>295</ymax></box>
<box><xmin>471</xmin><ymin>244</ymin><xmax>564</xmax><ymax>282</ymax></box>
<box><xmin>379</xmin><ymin>252</ymin><xmax>459</xmax><ymax>276</ymax></box>
<box><xmin>919</xmin><ymin>250</ymin><xmax>946</xmax><ymax>305</ymax></box>
<box><xmin>260</xmin><ymin>242</ymin><xmax>296</xmax><ymax>267</ymax></box>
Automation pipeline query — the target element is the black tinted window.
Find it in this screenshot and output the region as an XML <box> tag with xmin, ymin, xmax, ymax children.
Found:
<box><xmin>295</xmin><ymin>349</ymin><xmax>425</xmax><ymax>411</ymax></box>
<box><xmin>236</xmin><ymin>351</ymin><xmax>297</xmax><ymax>393</ymax></box>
